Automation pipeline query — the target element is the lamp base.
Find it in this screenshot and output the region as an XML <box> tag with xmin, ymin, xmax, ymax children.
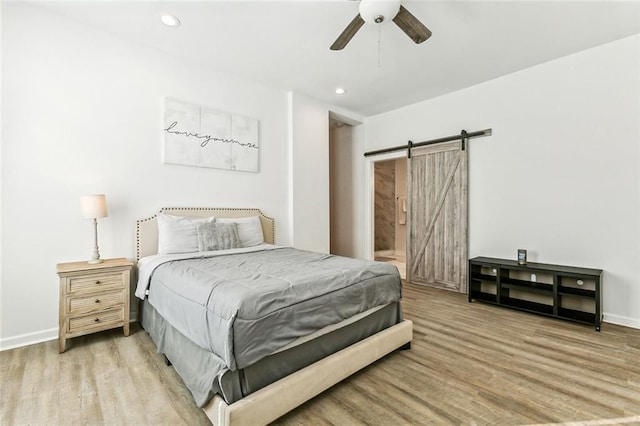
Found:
<box><xmin>88</xmin><ymin>218</ymin><xmax>103</xmax><ymax>265</ymax></box>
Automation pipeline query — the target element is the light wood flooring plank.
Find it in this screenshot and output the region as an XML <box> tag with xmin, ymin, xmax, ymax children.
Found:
<box><xmin>1</xmin><ymin>282</ymin><xmax>639</xmax><ymax>425</ymax></box>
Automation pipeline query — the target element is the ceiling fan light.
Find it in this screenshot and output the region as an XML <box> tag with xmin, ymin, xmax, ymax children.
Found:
<box><xmin>359</xmin><ymin>0</ymin><xmax>401</xmax><ymax>25</ymax></box>
<box><xmin>160</xmin><ymin>15</ymin><xmax>181</xmax><ymax>27</ymax></box>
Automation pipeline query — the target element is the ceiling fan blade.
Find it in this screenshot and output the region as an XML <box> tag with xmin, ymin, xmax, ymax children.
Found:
<box><xmin>330</xmin><ymin>14</ymin><xmax>365</xmax><ymax>50</ymax></box>
<box><xmin>392</xmin><ymin>5</ymin><xmax>432</xmax><ymax>44</ymax></box>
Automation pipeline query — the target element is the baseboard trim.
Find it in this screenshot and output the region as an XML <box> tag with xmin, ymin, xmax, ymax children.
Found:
<box><xmin>1</xmin><ymin>313</ymin><xmax>139</xmax><ymax>352</ymax></box>
<box><xmin>604</xmin><ymin>313</ymin><xmax>640</xmax><ymax>330</ymax></box>
<box><xmin>0</xmin><ymin>327</ymin><xmax>58</xmax><ymax>352</ymax></box>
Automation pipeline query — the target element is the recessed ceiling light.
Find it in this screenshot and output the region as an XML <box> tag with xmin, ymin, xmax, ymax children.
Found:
<box><xmin>161</xmin><ymin>15</ymin><xmax>181</xmax><ymax>27</ymax></box>
<box><xmin>335</xmin><ymin>88</ymin><xmax>346</xmax><ymax>95</ymax></box>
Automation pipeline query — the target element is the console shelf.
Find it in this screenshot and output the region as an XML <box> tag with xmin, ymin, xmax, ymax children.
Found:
<box><xmin>468</xmin><ymin>257</ymin><xmax>602</xmax><ymax>331</ymax></box>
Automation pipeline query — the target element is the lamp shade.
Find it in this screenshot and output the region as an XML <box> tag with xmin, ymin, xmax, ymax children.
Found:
<box><xmin>81</xmin><ymin>194</ymin><xmax>108</xmax><ymax>219</ymax></box>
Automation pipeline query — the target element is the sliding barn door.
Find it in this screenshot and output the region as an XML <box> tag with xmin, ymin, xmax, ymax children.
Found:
<box><xmin>407</xmin><ymin>140</ymin><xmax>468</xmax><ymax>293</ymax></box>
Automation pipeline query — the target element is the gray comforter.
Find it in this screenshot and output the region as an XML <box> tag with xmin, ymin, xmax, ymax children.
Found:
<box><xmin>138</xmin><ymin>246</ymin><xmax>402</xmax><ymax>371</ymax></box>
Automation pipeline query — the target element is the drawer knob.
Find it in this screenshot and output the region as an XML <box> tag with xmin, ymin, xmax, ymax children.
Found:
<box><xmin>95</xmin><ymin>299</ymin><xmax>100</xmax><ymax>303</ymax></box>
<box><xmin>94</xmin><ymin>318</ymin><xmax>100</xmax><ymax>322</ymax></box>
<box><xmin>95</xmin><ymin>280</ymin><xmax>100</xmax><ymax>285</ymax></box>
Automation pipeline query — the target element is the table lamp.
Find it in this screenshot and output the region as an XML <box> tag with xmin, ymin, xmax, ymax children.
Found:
<box><xmin>81</xmin><ymin>194</ymin><xmax>108</xmax><ymax>264</ymax></box>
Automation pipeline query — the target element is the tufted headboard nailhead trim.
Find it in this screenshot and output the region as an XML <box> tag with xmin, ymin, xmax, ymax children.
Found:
<box><xmin>135</xmin><ymin>207</ymin><xmax>275</xmax><ymax>261</ymax></box>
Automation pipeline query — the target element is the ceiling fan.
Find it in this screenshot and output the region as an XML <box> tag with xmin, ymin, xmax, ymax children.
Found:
<box><xmin>330</xmin><ymin>0</ymin><xmax>432</xmax><ymax>50</ymax></box>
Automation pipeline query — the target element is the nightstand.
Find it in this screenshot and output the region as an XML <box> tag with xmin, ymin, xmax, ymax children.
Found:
<box><xmin>56</xmin><ymin>257</ymin><xmax>134</xmax><ymax>353</ymax></box>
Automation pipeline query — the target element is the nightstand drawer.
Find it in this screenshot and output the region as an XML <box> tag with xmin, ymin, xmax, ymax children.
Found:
<box><xmin>67</xmin><ymin>271</ymin><xmax>124</xmax><ymax>294</ymax></box>
<box><xmin>68</xmin><ymin>308</ymin><xmax>124</xmax><ymax>333</ymax></box>
<box><xmin>68</xmin><ymin>290</ymin><xmax>124</xmax><ymax>314</ymax></box>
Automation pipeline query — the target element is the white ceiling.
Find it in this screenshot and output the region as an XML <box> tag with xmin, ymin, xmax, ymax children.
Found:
<box><xmin>29</xmin><ymin>0</ymin><xmax>640</xmax><ymax>116</ymax></box>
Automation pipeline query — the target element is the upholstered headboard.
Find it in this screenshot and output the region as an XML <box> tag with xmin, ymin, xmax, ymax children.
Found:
<box><xmin>136</xmin><ymin>207</ymin><xmax>275</xmax><ymax>261</ymax></box>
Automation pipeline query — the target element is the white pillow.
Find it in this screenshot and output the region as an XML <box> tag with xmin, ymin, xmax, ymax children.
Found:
<box><xmin>217</xmin><ymin>216</ymin><xmax>264</xmax><ymax>247</ymax></box>
<box><xmin>156</xmin><ymin>213</ymin><xmax>215</xmax><ymax>254</ymax></box>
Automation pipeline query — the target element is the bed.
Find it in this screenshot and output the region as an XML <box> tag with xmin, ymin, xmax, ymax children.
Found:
<box><xmin>135</xmin><ymin>207</ymin><xmax>413</xmax><ymax>426</ymax></box>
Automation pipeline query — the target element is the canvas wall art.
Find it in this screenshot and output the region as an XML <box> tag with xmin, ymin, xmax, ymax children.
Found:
<box><xmin>163</xmin><ymin>98</ymin><xmax>259</xmax><ymax>172</ymax></box>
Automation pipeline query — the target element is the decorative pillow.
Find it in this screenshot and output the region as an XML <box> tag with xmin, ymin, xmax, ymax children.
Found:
<box><xmin>196</xmin><ymin>222</ymin><xmax>241</xmax><ymax>251</ymax></box>
<box><xmin>156</xmin><ymin>213</ymin><xmax>215</xmax><ymax>254</ymax></box>
<box><xmin>216</xmin><ymin>216</ymin><xmax>264</xmax><ymax>247</ymax></box>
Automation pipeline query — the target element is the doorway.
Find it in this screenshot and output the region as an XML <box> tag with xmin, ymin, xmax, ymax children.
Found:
<box><xmin>328</xmin><ymin>115</ymin><xmax>364</xmax><ymax>259</ymax></box>
<box><xmin>373</xmin><ymin>158</ymin><xmax>407</xmax><ymax>279</ymax></box>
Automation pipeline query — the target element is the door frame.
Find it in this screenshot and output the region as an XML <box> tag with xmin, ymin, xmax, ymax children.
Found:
<box><xmin>364</xmin><ymin>151</ymin><xmax>407</xmax><ymax>261</ymax></box>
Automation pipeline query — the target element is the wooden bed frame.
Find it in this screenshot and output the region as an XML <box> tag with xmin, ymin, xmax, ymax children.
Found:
<box><xmin>136</xmin><ymin>207</ymin><xmax>413</xmax><ymax>426</ymax></box>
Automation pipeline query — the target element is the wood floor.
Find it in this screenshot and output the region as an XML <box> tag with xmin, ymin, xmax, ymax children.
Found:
<box><xmin>2</xmin><ymin>282</ymin><xmax>639</xmax><ymax>425</ymax></box>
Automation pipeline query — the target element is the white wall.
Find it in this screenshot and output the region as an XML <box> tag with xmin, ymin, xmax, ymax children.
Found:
<box><xmin>0</xmin><ymin>0</ymin><xmax>4</xmax><ymax>336</ymax></box>
<box><xmin>1</xmin><ymin>2</ymin><xmax>290</xmax><ymax>349</ymax></box>
<box><xmin>287</xmin><ymin>92</ymin><xmax>330</xmax><ymax>253</ymax></box>
<box><xmin>365</xmin><ymin>35</ymin><xmax>640</xmax><ymax>328</ymax></box>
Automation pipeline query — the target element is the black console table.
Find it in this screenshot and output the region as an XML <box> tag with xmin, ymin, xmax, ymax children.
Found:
<box><xmin>468</xmin><ymin>257</ymin><xmax>603</xmax><ymax>331</ymax></box>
